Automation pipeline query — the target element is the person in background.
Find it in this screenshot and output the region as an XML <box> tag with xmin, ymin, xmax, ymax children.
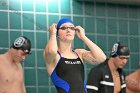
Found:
<box><xmin>0</xmin><ymin>36</ymin><xmax>32</xmax><ymax>93</ymax></box>
<box><xmin>86</xmin><ymin>42</ymin><xmax>130</xmax><ymax>93</ymax></box>
<box><xmin>126</xmin><ymin>64</ymin><xmax>140</xmax><ymax>93</ymax></box>
<box><xmin>43</xmin><ymin>18</ymin><xmax>106</xmax><ymax>93</ymax></box>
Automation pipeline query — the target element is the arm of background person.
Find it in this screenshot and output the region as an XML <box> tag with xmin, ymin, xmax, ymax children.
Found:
<box><xmin>126</xmin><ymin>71</ymin><xmax>140</xmax><ymax>92</ymax></box>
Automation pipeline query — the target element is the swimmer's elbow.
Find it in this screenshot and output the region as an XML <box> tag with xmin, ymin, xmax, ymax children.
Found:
<box><xmin>45</xmin><ymin>47</ymin><xmax>57</xmax><ymax>56</ymax></box>
<box><xmin>96</xmin><ymin>56</ymin><xmax>107</xmax><ymax>63</ymax></box>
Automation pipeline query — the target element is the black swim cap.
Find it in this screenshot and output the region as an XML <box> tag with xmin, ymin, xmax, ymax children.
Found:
<box><xmin>111</xmin><ymin>42</ymin><xmax>130</xmax><ymax>58</ymax></box>
<box><xmin>11</xmin><ymin>36</ymin><xmax>32</xmax><ymax>54</ymax></box>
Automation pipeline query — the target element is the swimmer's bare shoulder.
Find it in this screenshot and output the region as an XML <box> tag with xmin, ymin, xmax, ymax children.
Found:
<box><xmin>0</xmin><ymin>54</ymin><xmax>5</xmax><ymax>66</ymax></box>
<box><xmin>0</xmin><ymin>54</ymin><xmax>4</xmax><ymax>66</ymax></box>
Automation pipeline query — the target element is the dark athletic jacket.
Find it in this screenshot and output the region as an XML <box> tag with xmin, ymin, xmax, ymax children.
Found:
<box><xmin>87</xmin><ymin>60</ymin><xmax>126</xmax><ymax>93</ymax></box>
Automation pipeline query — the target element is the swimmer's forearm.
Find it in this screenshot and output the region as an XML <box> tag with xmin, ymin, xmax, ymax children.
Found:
<box><xmin>81</xmin><ymin>36</ymin><xmax>106</xmax><ymax>62</ymax></box>
<box><xmin>45</xmin><ymin>34</ymin><xmax>58</xmax><ymax>55</ymax></box>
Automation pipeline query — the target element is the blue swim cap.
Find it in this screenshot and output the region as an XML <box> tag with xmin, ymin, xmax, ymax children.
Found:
<box><xmin>57</xmin><ymin>18</ymin><xmax>74</xmax><ymax>29</ymax></box>
<box><xmin>56</xmin><ymin>18</ymin><xmax>74</xmax><ymax>36</ymax></box>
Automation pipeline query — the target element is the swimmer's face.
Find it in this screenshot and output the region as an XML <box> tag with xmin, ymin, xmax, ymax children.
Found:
<box><xmin>57</xmin><ymin>23</ymin><xmax>75</xmax><ymax>42</ymax></box>
<box><xmin>113</xmin><ymin>57</ymin><xmax>128</xmax><ymax>69</ymax></box>
<box><xmin>13</xmin><ymin>49</ymin><xmax>28</xmax><ymax>62</ymax></box>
